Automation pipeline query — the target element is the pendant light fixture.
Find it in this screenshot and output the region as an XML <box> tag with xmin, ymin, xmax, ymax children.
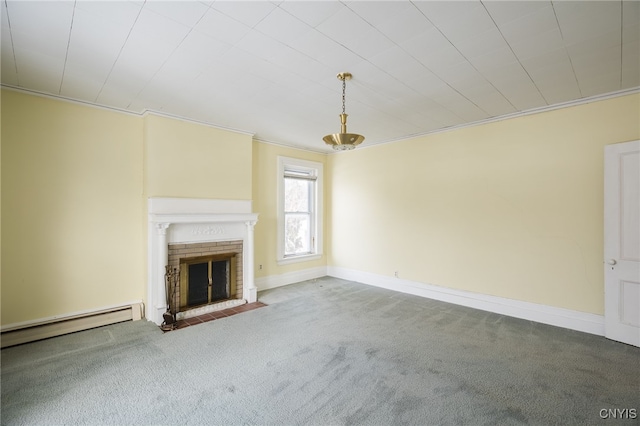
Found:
<box><xmin>323</xmin><ymin>72</ymin><xmax>365</xmax><ymax>151</ymax></box>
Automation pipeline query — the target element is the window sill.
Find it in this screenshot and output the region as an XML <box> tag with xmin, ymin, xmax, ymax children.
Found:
<box><xmin>277</xmin><ymin>253</ymin><xmax>322</xmax><ymax>266</ymax></box>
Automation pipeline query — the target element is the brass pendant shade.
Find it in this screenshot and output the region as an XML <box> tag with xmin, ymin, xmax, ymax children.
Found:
<box><xmin>323</xmin><ymin>72</ymin><xmax>365</xmax><ymax>151</ymax></box>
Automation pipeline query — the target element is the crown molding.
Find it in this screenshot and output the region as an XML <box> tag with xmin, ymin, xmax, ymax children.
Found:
<box><xmin>0</xmin><ymin>84</ymin><xmax>255</xmax><ymax>137</ymax></box>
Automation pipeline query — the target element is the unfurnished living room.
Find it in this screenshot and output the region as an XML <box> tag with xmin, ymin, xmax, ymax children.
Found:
<box><xmin>1</xmin><ymin>1</ymin><xmax>639</xmax><ymax>425</ymax></box>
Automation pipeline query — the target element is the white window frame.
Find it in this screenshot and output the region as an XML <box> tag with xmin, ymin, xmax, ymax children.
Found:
<box><xmin>277</xmin><ymin>156</ymin><xmax>323</xmax><ymax>265</ymax></box>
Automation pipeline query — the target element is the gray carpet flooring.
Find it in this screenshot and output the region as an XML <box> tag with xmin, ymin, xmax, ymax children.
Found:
<box><xmin>1</xmin><ymin>277</ymin><xmax>638</xmax><ymax>425</ymax></box>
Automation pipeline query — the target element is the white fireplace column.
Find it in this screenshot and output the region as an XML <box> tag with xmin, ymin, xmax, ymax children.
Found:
<box><xmin>155</xmin><ymin>223</ymin><xmax>170</xmax><ymax>319</ymax></box>
<box><xmin>244</xmin><ymin>220</ymin><xmax>258</xmax><ymax>303</ymax></box>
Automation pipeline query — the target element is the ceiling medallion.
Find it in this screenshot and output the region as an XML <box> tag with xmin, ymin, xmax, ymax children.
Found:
<box><xmin>323</xmin><ymin>72</ymin><xmax>365</xmax><ymax>151</ymax></box>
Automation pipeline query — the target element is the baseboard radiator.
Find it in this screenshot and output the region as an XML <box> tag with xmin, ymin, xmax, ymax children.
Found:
<box><xmin>1</xmin><ymin>302</ymin><xmax>144</xmax><ymax>349</ymax></box>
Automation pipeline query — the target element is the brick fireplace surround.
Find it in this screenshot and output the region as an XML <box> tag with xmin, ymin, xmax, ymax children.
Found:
<box><xmin>168</xmin><ymin>240</ymin><xmax>243</xmax><ymax>319</ymax></box>
<box><xmin>147</xmin><ymin>198</ymin><xmax>258</xmax><ymax>325</ymax></box>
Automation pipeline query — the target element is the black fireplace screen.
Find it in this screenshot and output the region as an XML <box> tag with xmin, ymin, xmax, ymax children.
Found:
<box><xmin>184</xmin><ymin>259</ymin><xmax>230</xmax><ymax>308</ymax></box>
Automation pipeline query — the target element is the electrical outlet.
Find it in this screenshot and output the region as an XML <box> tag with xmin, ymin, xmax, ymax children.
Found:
<box><xmin>259</xmin><ymin>264</ymin><xmax>263</xmax><ymax>270</ymax></box>
<box><xmin>394</xmin><ymin>271</ymin><xmax>399</xmax><ymax>278</ymax></box>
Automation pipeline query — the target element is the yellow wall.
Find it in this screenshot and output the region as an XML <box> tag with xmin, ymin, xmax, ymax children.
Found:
<box><xmin>252</xmin><ymin>141</ymin><xmax>327</xmax><ymax>279</ymax></box>
<box><xmin>1</xmin><ymin>90</ymin><xmax>144</xmax><ymax>324</ymax></box>
<box><xmin>144</xmin><ymin>114</ymin><xmax>252</xmax><ymax>200</ymax></box>
<box><xmin>2</xmin><ymin>87</ymin><xmax>637</xmax><ymax>325</ymax></box>
<box><xmin>328</xmin><ymin>94</ymin><xmax>640</xmax><ymax>315</ymax></box>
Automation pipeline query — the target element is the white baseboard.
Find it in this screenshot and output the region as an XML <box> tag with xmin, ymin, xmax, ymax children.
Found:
<box><xmin>328</xmin><ymin>266</ymin><xmax>605</xmax><ymax>336</ymax></box>
<box><xmin>256</xmin><ymin>266</ymin><xmax>327</xmax><ymax>291</ymax></box>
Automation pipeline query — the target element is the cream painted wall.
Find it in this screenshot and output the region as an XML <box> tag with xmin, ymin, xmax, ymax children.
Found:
<box><xmin>1</xmin><ymin>90</ymin><xmax>144</xmax><ymax>325</ymax></box>
<box><xmin>328</xmin><ymin>94</ymin><xmax>640</xmax><ymax>315</ymax></box>
<box><xmin>252</xmin><ymin>141</ymin><xmax>327</xmax><ymax>280</ymax></box>
<box><xmin>144</xmin><ymin>114</ymin><xmax>252</xmax><ymax>200</ymax></box>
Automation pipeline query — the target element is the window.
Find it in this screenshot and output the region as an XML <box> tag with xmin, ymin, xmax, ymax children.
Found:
<box><xmin>277</xmin><ymin>156</ymin><xmax>323</xmax><ymax>264</ymax></box>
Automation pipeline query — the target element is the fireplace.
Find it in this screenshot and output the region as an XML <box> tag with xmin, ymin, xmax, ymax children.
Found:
<box><xmin>147</xmin><ymin>198</ymin><xmax>258</xmax><ymax>325</ymax></box>
<box><xmin>167</xmin><ymin>240</ymin><xmax>243</xmax><ymax>319</ymax></box>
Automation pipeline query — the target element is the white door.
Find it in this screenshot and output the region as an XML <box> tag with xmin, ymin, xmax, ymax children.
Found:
<box><xmin>604</xmin><ymin>140</ymin><xmax>640</xmax><ymax>347</ymax></box>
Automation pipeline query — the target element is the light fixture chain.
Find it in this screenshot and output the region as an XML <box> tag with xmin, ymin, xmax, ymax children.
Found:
<box><xmin>342</xmin><ymin>78</ymin><xmax>346</xmax><ymax>114</ymax></box>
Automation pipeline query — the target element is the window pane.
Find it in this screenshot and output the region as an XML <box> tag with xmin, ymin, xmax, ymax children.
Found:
<box><xmin>284</xmin><ymin>213</ymin><xmax>311</xmax><ymax>255</ymax></box>
<box><xmin>284</xmin><ymin>178</ymin><xmax>310</xmax><ymax>212</ymax></box>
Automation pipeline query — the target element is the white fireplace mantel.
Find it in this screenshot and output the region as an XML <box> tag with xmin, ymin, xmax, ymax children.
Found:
<box><xmin>147</xmin><ymin>198</ymin><xmax>258</xmax><ymax>325</ymax></box>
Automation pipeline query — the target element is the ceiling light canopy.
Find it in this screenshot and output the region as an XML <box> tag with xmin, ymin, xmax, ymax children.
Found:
<box><xmin>323</xmin><ymin>72</ymin><xmax>365</xmax><ymax>151</ymax></box>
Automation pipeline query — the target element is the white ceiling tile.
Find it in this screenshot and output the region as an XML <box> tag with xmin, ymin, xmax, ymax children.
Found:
<box><xmin>178</xmin><ymin>30</ymin><xmax>231</xmax><ymax>61</ymax></box>
<box><xmin>344</xmin><ymin>1</ymin><xmax>413</xmax><ymax>27</ymax></box>
<box><xmin>235</xmin><ymin>30</ymin><xmax>290</xmax><ymax>62</ymax></box>
<box><xmin>75</xmin><ymin>1</ymin><xmax>142</xmax><ymax>28</ymax></box>
<box><xmin>421</xmin><ymin>107</ymin><xmax>464</xmax><ymax>128</ymax></box>
<box><xmin>533</xmin><ymin>77</ymin><xmax>581</xmax><ymax>104</ymax></box>
<box><xmin>143</xmin><ymin>1</ymin><xmax>209</xmax><ymax>27</ymax></box>
<box><xmin>279</xmin><ymin>1</ymin><xmax>344</xmax><ymax>28</ymax></box>
<box><xmin>1</xmin><ymin>59</ymin><xmax>19</xmax><ymax>85</ymax></box>
<box><xmin>196</xmin><ymin>8</ymin><xmax>251</xmax><ymax>45</ymax></box>
<box><xmin>215</xmin><ymin>48</ymin><xmax>262</xmax><ymax>75</ymax></box>
<box><xmin>553</xmin><ymin>1</ymin><xmax>621</xmax><ymax>46</ymax></box>
<box><xmin>59</xmin><ymin>65</ymin><xmax>104</xmax><ymax>100</ymax></box>
<box><xmin>622</xmin><ymin>1</ymin><xmax>640</xmax><ymax>43</ymax></box>
<box><xmin>95</xmin><ymin>85</ymin><xmax>136</xmax><ymax>109</ymax></box>
<box><xmin>315</xmin><ymin>7</ymin><xmax>373</xmax><ymax>48</ymax></box>
<box><xmin>420</xmin><ymin>45</ymin><xmax>467</xmax><ymax>76</ymax></box>
<box><xmin>482</xmin><ymin>62</ymin><xmax>547</xmax><ymax>109</ymax></box>
<box><xmin>483</xmin><ymin>1</ymin><xmax>550</xmax><ymax>26</ymax></box>
<box><xmin>404</xmin><ymin>110</ymin><xmax>449</xmax><ymax>130</ymax></box>
<box><xmin>6</xmin><ymin>1</ymin><xmax>73</xmax><ymax>58</ymax></box>
<box><xmin>210</xmin><ymin>1</ymin><xmax>277</xmax><ymax>28</ymax></box>
<box><xmin>64</xmin><ymin>9</ymin><xmax>130</xmax><ymax>82</ymax></box>
<box><xmin>404</xmin><ymin>71</ymin><xmax>449</xmax><ymax>97</ymax></box>
<box><xmin>401</xmin><ymin>26</ymin><xmax>454</xmax><ymax>60</ymax></box>
<box><xmin>466</xmin><ymin>89</ymin><xmax>517</xmax><ymax>118</ymax></box>
<box><xmin>13</xmin><ymin>47</ymin><xmax>65</xmax><ymax>93</ymax></box>
<box><xmin>469</xmin><ymin>47</ymin><xmax>519</xmax><ymax>73</ymax></box>
<box><xmin>565</xmin><ymin>30</ymin><xmax>621</xmax><ymax>59</ymax></box>
<box><xmin>622</xmin><ymin>40</ymin><xmax>640</xmax><ymax>87</ymax></box>
<box><xmin>571</xmin><ymin>45</ymin><xmax>621</xmax><ymax>79</ymax></box>
<box><xmin>413</xmin><ymin>1</ymin><xmax>482</xmax><ymax>27</ymax></box>
<box><xmin>154</xmin><ymin>50</ymin><xmax>207</xmax><ymax>82</ymax></box>
<box><xmin>578</xmin><ymin>70</ymin><xmax>622</xmax><ymax>97</ymax></box>
<box><xmin>400</xmin><ymin>28</ymin><xmax>466</xmax><ymax>74</ymax></box>
<box><xmin>131</xmin><ymin>8</ymin><xmax>191</xmax><ymax>50</ymax></box>
<box><xmin>454</xmin><ymin>28</ymin><xmax>509</xmax><ymax>59</ymax></box>
<box><xmin>374</xmin><ymin>4</ymin><xmax>433</xmax><ymax>45</ymax></box>
<box><xmin>115</xmin><ymin>37</ymin><xmax>172</xmax><ymax>77</ymax></box>
<box><xmin>271</xmin><ymin>48</ymin><xmax>331</xmax><ymax>83</ymax></box>
<box><xmin>519</xmin><ymin>49</ymin><xmax>572</xmax><ymax>75</ymax></box>
<box><xmin>448</xmin><ymin>100</ymin><xmax>490</xmax><ymax>122</ymax></box>
<box><xmin>289</xmin><ymin>31</ymin><xmax>363</xmax><ymax>75</ymax></box>
<box><xmin>288</xmin><ymin>29</ymin><xmax>341</xmax><ymax>59</ymax></box>
<box><xmin>496</xmin><ymin>5</ymin><xmax>558</xmax><ymax>44</ymax></box>
<box><xmin>509</xmin><ymin>28</ymin><xmax>564</xmax><ymax>61</ymax></box>
<box><xmin>368</xmin><ymin>46</ymin><xmax>427</xmax><ymax>82</ymax></box>
<box><xmin>342</xmin><ymin>28</ymin><xmax>395</xmax><ymax>59</ymax></box>
<box><xmin>255</xmin><ymin>7</ymin><xmax>310</xmax><ymax>46</ymax></box>
<box><xmin>437</xmin><ymin>61</ymin><xmax>482</xmax><ymax>88</ymax></box>
<box><xmin>435</xmin><ymin>3</ymin><xmax>496</xmax><ymax>44</ymax></box>
<box><xmin>1</xmin><ymin>2</ymin><xmax>17</xmax><ymax>85</ymax></box>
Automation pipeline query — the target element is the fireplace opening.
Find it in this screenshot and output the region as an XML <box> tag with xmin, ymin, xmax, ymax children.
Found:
<box><xmin>180</xmin><ymin>254</ymin><xmax>237</xmax><ymax>310</ymax></box>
